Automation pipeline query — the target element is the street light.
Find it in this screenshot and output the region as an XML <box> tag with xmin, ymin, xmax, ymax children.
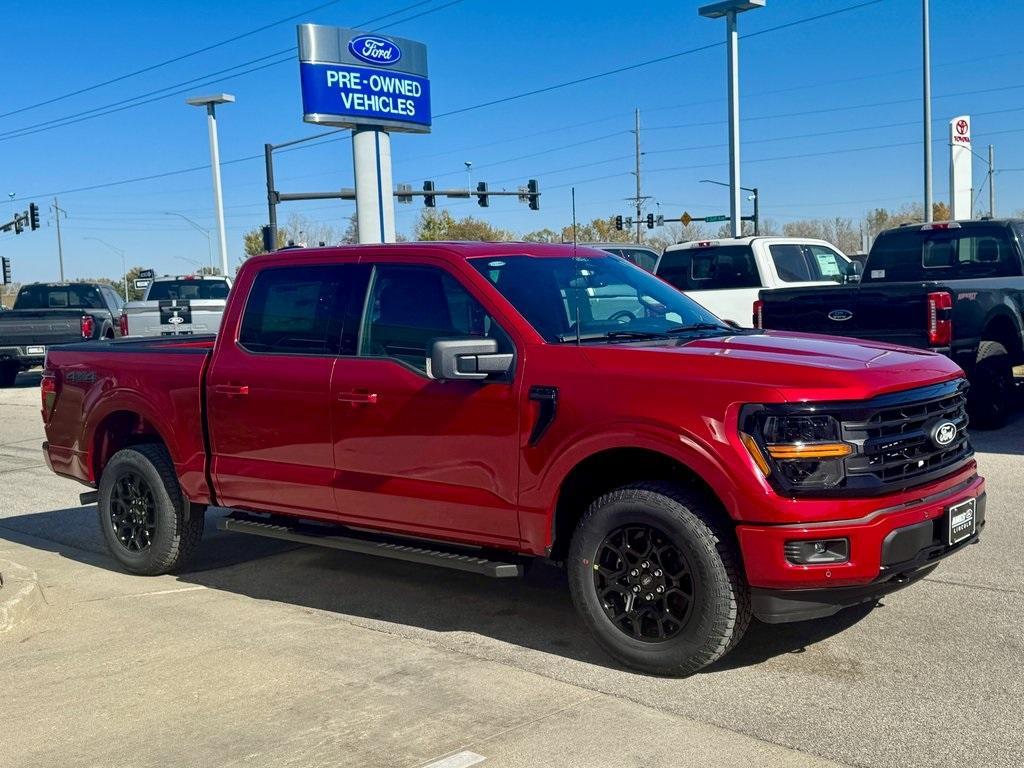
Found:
<box><xmin>175</xmin><ymin>256</ymin><xmax>204</xmax><ymax>270</ymax></box>
<box><xmin>698</xmin><ymin>0</ymin><xmax>765</xmax><ymax>238</ymax></box>
<box><xmin>186</xmin><ymin>93</ymin><xmax>234</xmax><ymax>276</ymax></box>
<box><xmin>84</xmin><ymin>237</ymin><xmax>127</xmax><ymax>298</ymax></box>
<box><xmin>164</xmin><ymin>212</ymin><xmax>214</xmax><ymax>272</ymax></box>
<box><xmin>700</xmin><ymin>178</ymin><xmax>759</xmax><ymax>235</ymax></box>
<box><xmin>922</xmin><ymin>0</ymin><xmax>933</xmax><ymax>222</ymax></box>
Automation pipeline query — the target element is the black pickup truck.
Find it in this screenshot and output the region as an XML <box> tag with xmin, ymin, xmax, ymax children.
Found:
<box><xmin>0</xmin><ymin>282</ymin><xmax>124</xmax><ymax>386</ymax></box>
<box><xmin>756</xmin><ymin>219</ymin><xmax>1024</xmax><ymax>427</ymax></box>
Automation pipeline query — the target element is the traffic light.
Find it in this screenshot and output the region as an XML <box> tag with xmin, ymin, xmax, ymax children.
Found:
<box><xmin>423</xmin><ymin>180</ymin><xmax>436</xmax><ymax>207</ymax></box>
<box><xmin>527</xmin><ymin>179</ymin><xmax>540</xmax><ymax>210</ymax></box>
<box><xmin>28</xmin><ymin>203</ymin><xmax>40</xmax><ymax>231</ymax></box>
<box><xmin>614</xmin><ymin>215</ymin><xmax>623</xmax><ymax>231</ymax></box>
<box><xmin>476</xmin><ymin>181</ymin><xmax>489</xmax><ymax>208</ymax></box>
<box><xmin>13</xmin><ymin>216</ymin><xmax>22</xmax><ymax>235</ymax></box>
<box><xmin>646</xmin><ymin>213</ymin><xmax>655</xmax><ymax>229</ymax></box>
<box><xmin>2</xmin><ymin>257</ymin><xmax>11</xmax><ymax>285</ymax></box>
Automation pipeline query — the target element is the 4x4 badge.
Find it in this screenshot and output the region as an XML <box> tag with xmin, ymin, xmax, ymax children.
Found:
<box><xmin>828</xmin><ymin>309</ymin><xmax>854</xmax><ymax>321</ymax></box>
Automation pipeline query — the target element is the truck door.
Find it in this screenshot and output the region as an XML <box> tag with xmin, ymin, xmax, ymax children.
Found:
<box><xmin>206</xmin><ymin>263</ymin><xmax>367</xmax><ymax>518</ymax></box>
<box><xmin>329</xmin><ymin>260</ymin><xmax>522</xmax><ymax>548</ymax></box>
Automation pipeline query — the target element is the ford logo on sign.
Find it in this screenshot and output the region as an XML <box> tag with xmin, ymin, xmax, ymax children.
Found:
<box><xmin>348</xmin><ymin>35</ymin><xmax>402</xmax><ymax>66</ymax></box>
<box><xmin>828</xmin><ymin>309</ymin><xmax>854</xmax><ymax>322</ymax></box>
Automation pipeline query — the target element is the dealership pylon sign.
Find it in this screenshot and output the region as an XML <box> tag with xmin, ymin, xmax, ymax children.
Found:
<box><xmin>949</xmin><ymin>115</ymin><xmax>972</xmax><ymax>220</ymax></box>
<box><xmin>297</xmin><ymin>25</ymin><xmax>431</xmax><ymax>243</ymax></box>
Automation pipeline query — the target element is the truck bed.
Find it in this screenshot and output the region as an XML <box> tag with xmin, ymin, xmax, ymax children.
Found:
<box><xmin>0</xmin><ymin>308</ymin><xmax>92</xmax><ymax>347</ymax></box>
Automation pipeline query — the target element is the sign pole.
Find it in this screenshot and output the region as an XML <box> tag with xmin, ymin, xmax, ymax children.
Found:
<box><xmin>352</xmin><ymin>127</ymin><xmax>396</xmax><ymax>243</ymax></box>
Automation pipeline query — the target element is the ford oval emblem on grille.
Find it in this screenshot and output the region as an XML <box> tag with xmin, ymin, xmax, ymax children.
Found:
<box><xmin>930</xmin><ymin>420</ymin><xmax>958</xmax><ymax>448</ymax></box>
<box><xmin>828</xmin><ymin>309</ymin><xmax>854</xmax><ymax>322</ymax></box>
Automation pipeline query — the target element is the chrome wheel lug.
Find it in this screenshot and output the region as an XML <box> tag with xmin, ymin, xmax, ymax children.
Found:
<box><xmin>644</xmin><ymin>593</ymin><xmax>653</xmax><ymax>601</ymax></box>
<box><xmin>640</xmin><ymin>561</ymin><xmax>650</xmax><ymax>569</ymax></box>
<box><xmin>654</xmin><ymin>569</ymin><xmax>662</xmax><ymax>577</ymax></box>
<box><xmin>656</xmin><ymin>585</ymin><xmax>665</xmax><ymax>594</ymax></box>
<box><xmin>629</xmin><ymin>569</ymin><xmax>639</xmax><ymax>577</ymax></box>
<box><xmin>632</xmin><ymin>585</ymin><xmax>640</xmax><ymax>593</ymax></box>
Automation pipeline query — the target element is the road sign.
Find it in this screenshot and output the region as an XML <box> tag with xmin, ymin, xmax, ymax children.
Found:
<box><xmin>704</xmin><ymin>215</ymin><xmax>728</xmax><ymax>222</ymax></box>
<box><xmin>138</xmin><ymin>269</ymin><xmax>155</xmax><ymax>279</ymax></box>
<box><xmin>681</xmin><ymin>212</ymin><xmax>692</xmax><ymax>226</ymax></box>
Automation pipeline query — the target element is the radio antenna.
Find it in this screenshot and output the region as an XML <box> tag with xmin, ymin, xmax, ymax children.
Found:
<box><xmin>572</xmin><ymin>187</ymin><xmax>581</xmax><ymax>346</ymax></box>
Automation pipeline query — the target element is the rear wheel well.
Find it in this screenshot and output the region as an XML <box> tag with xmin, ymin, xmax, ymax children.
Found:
<box><xmin>92</xmin><ymin>411</ymin><xmax>166</xmax><ymax>485</ymax></box>
<box><xmin>982</xmin><ymin>315</ymin><xmax>1023</xmax><ymax>363</ymax></box>
<box><xmin>549</xmin><ymin>448</ymin><xmax>733</xmax><ymax>561</ymax></box>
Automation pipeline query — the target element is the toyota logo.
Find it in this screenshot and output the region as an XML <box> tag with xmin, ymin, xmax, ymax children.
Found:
<box><xmin>828</xmin><ymin>309</ymin><xmax>854</xmax><ymax>322</ymax></box>
<box><xmin>956</xmin><ymin>119</ymin><xmax>969</xmax><ymax>136</ymax></box>
<box><xmin>930</xmin><ymin>420</ymin><xmax>958</xmax><ymax>448</ymax></box>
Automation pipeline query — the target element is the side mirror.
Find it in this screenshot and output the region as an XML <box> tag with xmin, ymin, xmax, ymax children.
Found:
<box><xmin>843</xmin><ymin>260</ymin><xmax>863</xmax><ymax>283</ymax></box>
<box><xmin>428</xmin><ymin>337</ymin><xmax>513</xmax><ymax>381</ymax></box>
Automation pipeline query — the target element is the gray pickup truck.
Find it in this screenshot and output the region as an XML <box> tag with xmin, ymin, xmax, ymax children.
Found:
<box><xmin>121</xmin><ymin>275</ymin><xmax>231</xmax><ymax>338</ymax></box>
<box><xmin>0</xmin><ymin>282</ymin><xmax>125</xmax><ymax>386</ymax></box>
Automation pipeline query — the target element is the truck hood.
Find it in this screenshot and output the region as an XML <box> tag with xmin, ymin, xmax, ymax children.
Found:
<box><xmin>581</xmin><ymin>330</ymin><xmax>963</xmax><ymax>403</ymax></box>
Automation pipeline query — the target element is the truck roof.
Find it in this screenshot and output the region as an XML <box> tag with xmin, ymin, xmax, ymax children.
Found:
<box><xmin>245</xmin><ymin>241</ymin><xmax>610</xmax><ymax>266</ymax></box>
<box><xmin>664</xmin><ymin>236</ymin><xmax>846</xmax><ymax>252</ymax></box>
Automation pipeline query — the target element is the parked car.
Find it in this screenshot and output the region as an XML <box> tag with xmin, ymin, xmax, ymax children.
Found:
<box><xmin>655</xmin><ymin>237</ymin><xmax>856</xmax><ymax>327</ymax></box>
<box><xmin>42</xmin><ymin>243</ymin><xmax>984</xmax><ymax>675</ymax></box>
<box><xmin>0</xmin><ymin>282</ymin><xmax>124</xmax><ymax>387</ymax></box>
<box><xmin>756</xmin><ymin>219</ymin><xmax>1024</xmax><ymax>428</ymax></box>
<box><xmin>120</xmin><ymin>274</ymin><xmax>231</xmax><ymax>337</ymax></box>
<box><xmin>585</xmin><ymin>243</ymin><xmax>661</xmax><ymax>272</ymax></box>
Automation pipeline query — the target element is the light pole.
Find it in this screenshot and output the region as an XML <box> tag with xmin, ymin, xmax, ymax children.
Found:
<box><xmin>923</xmin><ymin>0</ymin><xmax>933</xmax><ymax>222</ymax></box>
<box><xmin>186</xmin><ymin>93</ymin><xmax>234</xmax><ymax>276</ymax></box>
<box><xmin>175</xmin><ymin>256</ymin><xmax>204</xmax><ymax>270</ymax></box>
<box><xmin>164</xmin><ymin>212</ymin><xmax>214</xmax><ymax>272</ymax></box>
<box><xmin>84</xmin><ymin>237</ymin><xmax>127</xmax><ymax>298</ymax></box>
<box><xmin>700</xmin><ymin>179</ymin><xmax>759</xmax><ymax>235</ymax></box>
<box><xmin>699</xmin><ymin>0</ymin><xmax>765</xmax><ymax>238</ymax></box>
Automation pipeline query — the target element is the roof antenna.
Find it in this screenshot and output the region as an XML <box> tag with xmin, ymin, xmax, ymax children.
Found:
<box><xmin>572</xmin><ymin>187</ymin><xmax>581</xmax><ymax>346</ymax></box>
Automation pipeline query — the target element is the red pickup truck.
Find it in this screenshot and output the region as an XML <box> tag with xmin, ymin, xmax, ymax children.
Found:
<box><xmin>41</xmin><ymin>243</ymin><xmax>985</xmax><ymax>675</ymax></box>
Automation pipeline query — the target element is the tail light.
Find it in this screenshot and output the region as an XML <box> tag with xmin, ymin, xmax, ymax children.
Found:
<box><xmin>80</xmin><ymin>315</ymin><xmax>95</xmax><ymax>339</ymax></box>
<box><xmin>40</xmin><ymin>373</ymin><xmax>58</xmax><ymax>423</ymax></box>
<box><xmin>927</xmin><ymin>291</ymin><xmax>952</xmax><ymax>346</ymax></box>
<box><xmin>118</xmin><ymin>312</ymin><xmax>129</xmax><ymax>337</ymax></box>
<box><xmin>753</xmin><ymin>299</ymin><xmax>764</xmax><ymax>329</ymax></box>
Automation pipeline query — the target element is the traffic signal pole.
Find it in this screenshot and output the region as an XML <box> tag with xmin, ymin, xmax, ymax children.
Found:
<box><xmin>52</xmin><ymin>198</ymin><xmax>66</xmax><ymax>282</ymax></box>
<box><xmin>634</xmin><ymin>109</ymin><xmax>642</xmax><ymax>244</ymax></box>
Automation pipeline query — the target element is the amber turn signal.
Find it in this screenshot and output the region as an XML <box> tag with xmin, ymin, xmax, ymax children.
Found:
<box><xmin>740</xmin><ymin>433</ymin><xmax>772</xmax><ymax>476</ymax></box>
<box><xmin>766</xmin><ymin>442</ymin><xmax>852</xmax><ymax>460</ymax></box>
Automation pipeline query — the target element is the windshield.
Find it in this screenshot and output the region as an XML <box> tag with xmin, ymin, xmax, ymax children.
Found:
<box><xmin>146</xmin><ymin>279</ymin><xmax>230</xmax><ymax>301</ymax></box>
<box><xmin>470</xmin><ymin>254</ymin><xmax>726</xmax><ymax>342</ymax></box>
<box><xmin>14</xmin><ymin>284</ymin><xmax>104</xmax><ymax>310</ymax></box>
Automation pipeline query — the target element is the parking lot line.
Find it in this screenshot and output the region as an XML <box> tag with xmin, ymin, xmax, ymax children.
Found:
<box><xmin>422</xmin><ymin>752</ymin><xmax>487</xmax><ymax>768</ymax></box>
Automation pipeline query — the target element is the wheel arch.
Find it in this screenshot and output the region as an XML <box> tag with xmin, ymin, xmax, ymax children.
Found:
<box><xmin>982</xmin><ymin>309</ymin><xmax>1023</xmax><ymax>363</ymax></box>
<box><xmin>90</xmin><ymin>409</ymin><xmax>169</xmax><ymax>486</ymax></box>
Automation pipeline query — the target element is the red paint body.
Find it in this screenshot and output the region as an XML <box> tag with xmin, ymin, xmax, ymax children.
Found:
<box><xmin>41</xmin><ymin>243</ymin><xmax>984</xmax><ymax>591</ymax></box>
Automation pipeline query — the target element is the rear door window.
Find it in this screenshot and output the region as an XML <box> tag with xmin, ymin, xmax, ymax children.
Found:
<box><xmin>657</xmin><ymin>245</ymin><xmax>761</xmax><ymax>291</ymax></box>
<box><xmin>769</xmin><ymin>244</ymin><xmax>846</xmax><ymax>282</ymax></box>
<box><xmin>239</xmin><ymin>265</ymin><xmax>367</xmax><ymax>355</ymax></box>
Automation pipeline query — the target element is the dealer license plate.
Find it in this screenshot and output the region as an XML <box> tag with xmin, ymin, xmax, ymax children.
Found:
<box><xmin>27</xmin><ymin>346</ymin><xmax>45</xmax><ymax>355</ymax></box>
<box><xmin>947</xmin><ymin>498</ymin><xmax>977</xmax><ymax>545</ymax></box>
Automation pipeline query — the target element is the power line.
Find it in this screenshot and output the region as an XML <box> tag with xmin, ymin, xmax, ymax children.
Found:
<box><xmin>0</xmin><ymin>0</ymin><xmax>345</xmax><ymax>121</ymax></box>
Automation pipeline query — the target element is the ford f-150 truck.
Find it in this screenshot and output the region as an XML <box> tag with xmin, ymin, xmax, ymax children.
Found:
<box><xmin>0</xmin><ymin>282</ymin><xmax>125</xmax><ymax>386</ymax></box>
<box><xmin>120</xmin><ymin>274</ymin><xmax>232</xmax><ymax>338</ymax></box>
<box><xmin>40</xmin><ymin>243</ymin><xmax>985</xmax><ymax>675</ymax></box>
<box><xmin>756</xmin><ymin>220</ymin><xmax>1024</xmax><ymax>428</ymax></box>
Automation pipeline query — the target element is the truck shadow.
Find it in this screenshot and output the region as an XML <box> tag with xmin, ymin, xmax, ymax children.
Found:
<box><xmin>0</xmin><ymin>504</ymin><xmax>874</xmax><ymax>674</ymax></box>
<box><xmin>9</xmin><ymin>371</ymin><xmax>42</xmax><ymax>389</ymax></box>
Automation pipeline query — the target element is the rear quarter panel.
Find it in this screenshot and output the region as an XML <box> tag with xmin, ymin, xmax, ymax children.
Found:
<box><xmin>44</xmin><ymin>338</ymin><xmax>213</xmax><ymax>502</ymax></box>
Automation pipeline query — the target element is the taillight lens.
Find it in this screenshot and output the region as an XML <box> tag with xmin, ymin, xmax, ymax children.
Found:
<box><xmin>753</xmin><ymin>299</ymin><xmax>764</xmax><ymax>329</ymax></box>
<box><xmin>80</xmin><ymin>315</ymin><xmax>95</xmax><ymax>339</ymax></box>
<box><xmin>118</xmin><ymin>312</ymin><xmax>129</xmax><ymax>337</ymax></box>
<box><xmin>40</xmin><ymin>373</ymin><xmax>58</xmax><ymax>423</ymax></box>
<box><xmin>927</xmin><ymin>291</ymin><xmax>952</xmax><ymax>346</ymax></box>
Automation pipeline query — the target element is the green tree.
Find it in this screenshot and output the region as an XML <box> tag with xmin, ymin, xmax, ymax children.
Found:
<box><xmin>243</xmin><ymin>227</ymin><xmax>285</xmax><ymax>257</ymax></box>
<box><xmin>412</xmin><ymin>209</ymin><xmax>514</xmax><ymax>241</ymax></box>
<box><xmin>521</xmin><ymin>227</ymin><xmax>562</xmax><ymax>243</ymax></box>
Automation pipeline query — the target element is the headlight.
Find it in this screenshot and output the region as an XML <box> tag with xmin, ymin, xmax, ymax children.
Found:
<box><xmin>741</xmin><ymin>409</ymin><xmax>852</xmax><ymax>492</ymax></box>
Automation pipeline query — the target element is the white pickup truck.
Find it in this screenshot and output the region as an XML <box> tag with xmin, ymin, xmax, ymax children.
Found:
<box><xmin>654</xmin><ymin>237</ymin><xmax>858</xmax><ymax>327</ymax></box>
<box><xmin>120</xmin><ymin>275</ymin><xmax>232</xmax><ymax>337</ymax></box>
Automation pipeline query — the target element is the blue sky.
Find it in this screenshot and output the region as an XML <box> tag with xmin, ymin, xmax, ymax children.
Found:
<box><xmin>3</xmin><ymin>0</ymin><xmax>1023</xmax><ymax>283</ymax></box>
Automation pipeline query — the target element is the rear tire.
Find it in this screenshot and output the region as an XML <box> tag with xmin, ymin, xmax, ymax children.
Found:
<box><xmin>568</xmin><ymin>481</ymin><xmax>750</xmax><ymax>676</ymax></box>
<box><xmin>969</xmin><ymin>341</ymin><xmax>1014</xmax><ymax>430</ymax></box>
<box><xmin>0</xmin><ymin>363</ymin><xmax>17</xmax><ymax>388</ymax></box>
<box><xmin>97</xmin><ymin>444</ymin><xmax>204</xmax><ymax>575</ymax></box>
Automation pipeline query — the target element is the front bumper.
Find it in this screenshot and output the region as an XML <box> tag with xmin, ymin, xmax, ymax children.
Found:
<box><xmin>736</xmin><ymin>474</ymin><xmax>985</xmax><ymax>620</ymax></box>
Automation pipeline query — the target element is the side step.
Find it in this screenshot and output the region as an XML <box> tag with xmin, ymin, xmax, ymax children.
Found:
<box><xmin>217</xmin><ymin>513</ymin><xmax>523</xmax><ymax>578</ymax></box>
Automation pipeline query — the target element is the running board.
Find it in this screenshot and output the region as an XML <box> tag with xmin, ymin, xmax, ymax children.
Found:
<box><xmin>217</xmin><ymin>513</ymin><xmax>523</xmax><ymax>578</ymax></box>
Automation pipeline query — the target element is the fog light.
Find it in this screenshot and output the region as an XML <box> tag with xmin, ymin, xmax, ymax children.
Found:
<box><xmin>784</xmin><ymin>538</ymin><xmax>849</xmax><ymax>564</ymax></box>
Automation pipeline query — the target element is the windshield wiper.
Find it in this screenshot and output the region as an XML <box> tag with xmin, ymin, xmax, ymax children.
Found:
<box><xmin>557</xmin><ymin>330</ymin><xmax>670</xmax><ymax>343</ymax></box>
<box><xmin>664</xmin><ymin>323</ymin><xmax>731</xmax><ymax>335</ymax></box>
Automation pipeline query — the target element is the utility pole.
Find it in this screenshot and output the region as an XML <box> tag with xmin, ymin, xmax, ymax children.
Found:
<box><xmin>923</xmin><ymin>0</ymin><xmax>933</xmax><ymax>222</ymax></box>
<box><xmin>634</xmin><ymin>109</ymin><xmax>642</xmax><ymax>244</ymax></box>
<box><xmin>988</xmin><ymin>144</ymin><xmax>996</xmax><ymax>218</ymax></box>
<box><xmin>51</xmin><ymin>197</ymin><xmax>66</xmax><ymax>282</ymax></box>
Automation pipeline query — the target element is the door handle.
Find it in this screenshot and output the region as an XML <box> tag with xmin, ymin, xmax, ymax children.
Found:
<box><xmin>213</xmin><ymin>384</ymin><xmax>249</xmax><ymax>397</ymax></box>
<box><xmin>337</xmin><ymin>391</ymin><xmax>378</xmax><ymax>405</ymax></box>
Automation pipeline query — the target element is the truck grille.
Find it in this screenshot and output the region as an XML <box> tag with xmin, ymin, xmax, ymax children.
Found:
<box><xmin>841</xmin><ymin>380</ymin><xmax>972</xmax><ymax>492</ymax></box>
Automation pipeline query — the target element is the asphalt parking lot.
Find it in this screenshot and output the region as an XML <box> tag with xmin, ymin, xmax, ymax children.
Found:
<box><xmin>1</xmin><ymin>370</ymin><xmax>1022</xmax><ymax>768</ymax></box>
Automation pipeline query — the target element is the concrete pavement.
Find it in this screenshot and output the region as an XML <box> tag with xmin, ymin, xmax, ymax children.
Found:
<box><xmin>2</xmin><ymin>370</ymin><xmax>1023</xmax><ymax>768</ymax></box>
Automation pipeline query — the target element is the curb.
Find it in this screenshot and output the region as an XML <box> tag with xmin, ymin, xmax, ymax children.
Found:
<box><xmin>0</xmin><ymin>559</ymin><xmax>43</xmax><ymax>633</ymax></box>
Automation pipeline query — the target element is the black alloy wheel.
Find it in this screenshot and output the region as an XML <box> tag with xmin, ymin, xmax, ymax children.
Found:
<box><xmin>593</xmin><ymin>523</ymin><xmax>695</xmax><ymax>642</ymax></box>
<box><xmin>108</xmin><ymin>471</ymin><xmax>157</xmax><ymax>552</ymax></box>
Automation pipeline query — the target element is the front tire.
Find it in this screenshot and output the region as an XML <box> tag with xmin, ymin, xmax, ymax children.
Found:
<box><xmin>0</xmin><ymin>362</ymin><xmax>18</xmax><ymax>388</ymax></box>
<box><xmin>568</xmin><ymin>481</ymin><xmax>750</xmax><ymax>676</ymax></box>
<box><xmin>97</xmin><ymin>444</ymin><xmax>204</xmax><ymax>575</ymax></box>
<box><xmin>969</xmin><ymin>341</ymin><xmax>1015</xmax><ymax>429</ymax></box>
